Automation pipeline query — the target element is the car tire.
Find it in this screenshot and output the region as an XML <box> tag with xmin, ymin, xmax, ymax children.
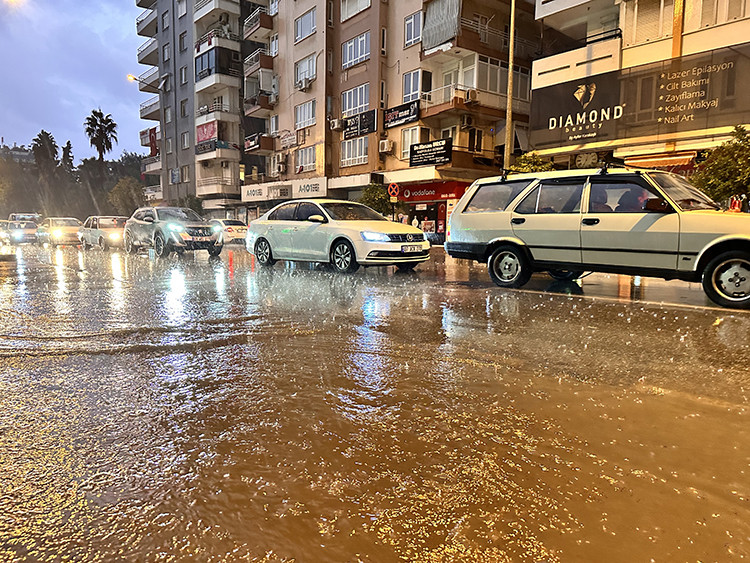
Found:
<box><xmin>396</xmin><ymin>262</ymin><xmax>419</xmax><ymax>272</ymax></box>
<box><xmin>487</xmin><ymin>245</ymin><xmax>532</xmax><ymax>288</ymax></box>
<box><xmin>154</xmin><ymin>232</ymin><xmax>171</xmax><ymax>258</ymax></box>
<box><xmin>98</xmin><ymin>237</ymin><xmax>108</xmax><ymax>251</ymax></box>
<box><xmin>331</xmin><ymin>239</ymin><xmax>360</xmax><ymax>274</ymax></box>
<box><xmin>548</xmin><ymin>269</ymin><xmax>584</xmax><ymax>282</ymax></box>
<box><xmin>702</xmin><ymin>250</ymin><xmax>750</xmax><ymax>309</ymax></box>
<box><xmin>124</xmin><ymin>232</ymin><xmax>136</xmax><ymax>254</ymax></box>
<box><xmin>254</xmin><ymin>238</ymin><xmax>276</xmax><ymax>266</ymax></box>
<box><xmin>208</xmin><ymin>243</ymin><xmax>222</xmax><ymax>257</ymax></box>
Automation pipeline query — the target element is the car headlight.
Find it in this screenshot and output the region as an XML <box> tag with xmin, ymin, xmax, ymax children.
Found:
<box><xmin>167</xmin><ymin>223</ymin><xmax>185</xmax><ymax>232</ymax></box>
<box><xmin>108</xmin><ymin>232</ymin><xmax>121</xmax><ymax>240</ymax></box>
<box><xmin>212</xmin><ymin>225</ymin><xmax>222</xmax><ymax>232</ymax></box>
<box><xmin>52</xmin><ymin>229</ymin><xmax>63</xmax><ymax>238</ymax></box>
<box><xmin>12</xmin><ymin>231</ymin><xmax>23</xmax><ymax>239</ymax></box>
<box><xmin>361</xmin><ymin>231</ymin><xmax>391</xmax><ymax>242</ymax></box>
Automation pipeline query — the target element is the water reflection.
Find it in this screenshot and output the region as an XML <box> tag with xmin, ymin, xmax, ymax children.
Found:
<box><xmin>109</xmin><ymin>253</ymin><xmax>125</xmax><ymax>312</ymax></box>
<box><xmin>164</xmin><ymin>268</ymin><xmax>187</xmax><ymax>325</ymax></box>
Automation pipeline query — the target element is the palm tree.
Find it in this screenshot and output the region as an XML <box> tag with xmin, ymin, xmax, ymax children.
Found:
<box><xmin>31</xmin><ymin>130</ymin><xmax>59</xmax><ymax>215</ymax></box>
<box><xmin>84</xmin><ymin>109</ymin><xmax>118</xmax><ymax>213</ymax></box>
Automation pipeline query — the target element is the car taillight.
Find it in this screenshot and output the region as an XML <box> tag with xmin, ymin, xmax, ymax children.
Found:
<box><xmin>226</xmin><ymin>227</ymin><xmax>234</xmax><ymax>232</ymax></box>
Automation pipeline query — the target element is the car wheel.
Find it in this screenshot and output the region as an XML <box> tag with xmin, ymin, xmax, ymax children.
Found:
<box><xmin>487</xmin><ymin>245</ymin><xmax>532</xmax><ymax>288</ymax></box>
<box><xmin>254</xmin><ymin>238</ymin><xmax>276</xmax><ymax>266</ymax></box>
<box><xmin>208</xmin><ymin>243</ymin><xmax>223</xmax><ymax>257</ymax></box>
<box><xmin>702</xmin><ymin>250</ymin><xmax>750</xmax><ymax>309</ymax></box>
<box><xmin>396</xmin><ymin>262</ymin><xmax>419</xmax><ymax>272</ymax></box>
<box><xmin>154</xmin><ymin>232</ymin><xmax>171</xmax><ymax>258</ymax></box>
<box><xmin>548</xmin><ymin>269</ymin><xmax>584</xmax><ymax>282</ymax></box>
<box><xmin>98</xmin><ymin>237</ymin><xmax>108</xmax><ymax>251</ymax></box>
<box><xmin>124</xmin><ymin>232</ymin><xmax>135</xmax><ymax>254</ymax></box>
<box><xmin>331</xmin><ymin>240</ymin><xmax>360</xmax><ymax>274</ymax></box>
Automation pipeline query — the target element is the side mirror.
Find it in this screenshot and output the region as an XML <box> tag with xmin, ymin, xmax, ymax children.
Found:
<box><xmin>144</xmin><ymin>216</ymin><xmax>155</xmax><ymax>223</ymax></box>
<box><xmin>308</xmin><ymin>214</ymin><xmax>326</xmax><ymax>223</ymax></box>
<box><xmin>644</xmin><ymin>198</ymin><xmax>672</xmax><ymax>213</ymax></box>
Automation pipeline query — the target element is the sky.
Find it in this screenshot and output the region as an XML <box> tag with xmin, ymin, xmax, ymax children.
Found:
<box><xmin>0</xmin><ymin>0</ymin><xmax>146</xmax><ymax>164</ymax></box>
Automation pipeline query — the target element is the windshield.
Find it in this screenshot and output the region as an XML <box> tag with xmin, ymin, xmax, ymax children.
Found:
<box><xmin>52</xmin><ymin>218</ymin><xmax>81</xmax><ymax>227</ymax></box>
<box><xmin>320</xmin><ymin>202</ymin><xmax>386</xmax><ymax>221</ymax></box>
<box><xmin>11</xmin><ymin>222</ymin><xmax>35</xmax><ymax>229</ymax></box>
<box><xmin>156</xmin><ymin>208</ymin><xmax>204</xmax><ymax>222</ymax></box>
<box><xmin>649</xmin><ymin>172</ymin><xmax>719</xmax><ymax>211</ymax></box>
<box><xmin>99</xmin><ymin>217</ymin><xmax>127</xmax><ymax>228</ymax></box>
<box><xmin>222</xmin><ymin>220</ymin><xmax>245</xmax><ymax>226</ymax></box>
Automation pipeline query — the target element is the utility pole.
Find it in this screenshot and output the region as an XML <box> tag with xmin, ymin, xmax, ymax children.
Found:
<box><xmin>503</xmin><ymin>0</ymin><xmax>516</xmax><ymax>169</ymax></box>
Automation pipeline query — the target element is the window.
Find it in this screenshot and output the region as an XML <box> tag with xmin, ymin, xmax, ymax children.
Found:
<box><xmin>403</xmin><ymin>69</ymin><xmax>420</xmax><ymax>103</ymax></box>
<box><xmin>177</xmin><ymin>0</ymin><xmax>186</xmax><ymax>17</ymax></box>
<box><xmin>380</xmin><ymin>80</ymin><xmax>386</xmax><ymax>109</ymax></box>
<box><xmin>327</xmin><ymin>49</ymin><xmax>333</xmax><ymax>73</ymax></box>
<box><xmin>270</xmin><ymin>34</ymin><xmax>279</xmax><ymax>56</ymax></box>
<box><xmin>181</xmin><ymin>131</ymin><xmax>190</xmax><ymax>150</ymax></box>
<box><xmin>401</xmin><ymin>126</ymin><xmax>429</xmax><ymax>159</ymax></box>
<box><xmin>342</xmin><ymin>31</ymin><xmax>370</xmax><ymax>69</ymax></box>
<box><xmin>297</xmin><ymin>202</ymin><xmax>322</xmax><ymax>221</ymax></box>
<box><xmin>341</xmin><ymin>83</ymin><xmax>369</xmax><ymax>117</ymax></box>
<box><xmin>179</xmin><ymin>31</ymin><xmax>187</xmax><ymax>51</ymax></box>
<box><xmin>181</xmin><ymin>165</ymin><xmax>190</xmax><ymax>182</ymax></box>
<box><xmin>295</xmin><ymin>146</ymin><xmax>316</xmax><ymax>172</ymax></box>
<box><xmin>180</xmin><ymin>99</ymin><xmax>188</xmax><ymax>117</ymax></box>
<box><xmin>180</xmin><ymin>66</ymin><xmax>188</xmax><ymax>85</ymax></box>
<box><xmin>589</xmin><ymin>179</ymin><xmax>659</xmax><ymax>213</ymax></box>
<box><xmin>341</xmin><ymin>136</ymin><xmax>368</xmax><ymax>166</ymax></box>
<box><xmin>295</xmin><ymin>99</ymin><xmax>316</xmax><ymax>129</ymax></box>
<box><xmin>476</xmin><ymin>56</ymin><xmax>530</xmax><ymax>101</ymax></box>
<box><xmin>381</xmin><ymin>28</ymin><xmax>387</xmax><ymax>56</ymax></box>
<box><xmin>468</xmin><ymin>128</ymin><xmax>482</xmax><ymax>152</ymax></box>
<box><xmin>404</xmin><ymin>12</ymin><xmax>422</xmax><ymax>47</ymax></box>
<box><xmin>341</xmin><ymin>0</ymin><xmax>370</xmax><ymax>21</ymax></box>
<box><xmin>269</xmin><ymin>0</ymin><xmax>279</xmax><ymax>16</ymax></box>
<box><xmin>327</xmin><ymin>0</ymin><xmax>334</xmax><ymax>26</ymax></box>
<box><xmin>441</xmin><ymin>127</ymin><xmax>456</xmax><ymax>139</ymax></box>
<box><xmin>162</xmin><ymin>43</ymin><xmax>171</xmax><ymax>63</ymax></box>
<box><xmin>515</xmin><ymin>180</ymin><xmax>584</xmax><ymax>214</ymax></box>
<box><xmin>166</xmin><ymin>137</ymin><xmax>173</xmax><ymax>154</ymax></box>
<box><xmin>164</xmin><ymin>106</ymin><xmax>172</xmax><ymax>123</ymax></box>
<box><xmin>270</xmin><ymin>203</ymin><xmax>298</xmax><ymax>220</ymax></box>
<box><xmin>162</xmin><ymin>11</ymin><xmax>169</xmax><ymax>29</ymax></box>
<box><xmin>295</xmin><ymin>8</ymin><xmax>316</xmax><ymax>43</ymax></box>
<box><xmin>464</xmin><ymin>181</ymin><xmax>533</xmax><ymax>213</ymax></box>
<box><xmin>294</xmin><ymin>53</ymin><xmax>316</xmax><ymax>82</ymax></box>
<box><xmin>269</xmin><ymin>115</ymin><xmax>279</xmax><ymax>135</ymax></box>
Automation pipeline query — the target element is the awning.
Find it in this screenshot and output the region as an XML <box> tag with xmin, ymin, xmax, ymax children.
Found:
<box><xmin>624</xmin><ymin>152</ymin><xmax>697</xmax><ymax>168</ymax></box>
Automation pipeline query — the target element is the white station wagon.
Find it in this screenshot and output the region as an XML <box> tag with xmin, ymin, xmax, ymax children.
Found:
<box><xmin>445</xmin><ymin>167</ymin><xmax>750</xmax><ymax>309</ymax></box>
<box><xmin>246</xmin><ymin>199</ymin><xmax>430</xmax><ymax>273</ymax></box>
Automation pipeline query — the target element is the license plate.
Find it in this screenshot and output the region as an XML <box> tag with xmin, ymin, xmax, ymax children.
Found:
<box><xmin>192</xmin><ymin>236</ymin><xmax>209</xmax><ymax>242</ymax></box>
<box><xmin>401</xmin><ymin>244</ymin><xmax>421</xmax><ymax>253</ymax></box>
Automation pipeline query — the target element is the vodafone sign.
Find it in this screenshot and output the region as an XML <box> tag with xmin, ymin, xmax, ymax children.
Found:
<box><xmin>400</xmin><ymin>181</ymin><xmax>469</xmax><ymax>202</ymax></box>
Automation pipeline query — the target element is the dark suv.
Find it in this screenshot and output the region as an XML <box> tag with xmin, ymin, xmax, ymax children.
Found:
<box><xmin>124</xmin><ymin>207</ymin><xmax>222</xmax><ymax>258</ymax></box>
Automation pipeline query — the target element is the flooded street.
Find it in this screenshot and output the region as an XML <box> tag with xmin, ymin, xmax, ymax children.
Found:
<box><xmin>0</xmin><ymin>245</ymin><xmax>748</xmax><ymax>561</ymax></box>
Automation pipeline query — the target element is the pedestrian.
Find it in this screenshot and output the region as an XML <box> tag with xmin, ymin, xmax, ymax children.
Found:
<box><xmin>742</xmin><ymin>194</ymin><xmax>749</xmax><ymax>213</ymax></box>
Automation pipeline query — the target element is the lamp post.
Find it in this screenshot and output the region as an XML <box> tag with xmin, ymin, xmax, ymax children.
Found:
<box><xmin>503</xmin><ymin>0</ymin><xmax>516</xmax><ymax>169</ymax></box>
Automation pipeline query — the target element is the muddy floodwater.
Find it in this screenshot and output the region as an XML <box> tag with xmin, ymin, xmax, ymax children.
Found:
<box><xmin>0</xmin><ymin>246</ymin><xmax>748</xmax><ymax>561</ymax></box>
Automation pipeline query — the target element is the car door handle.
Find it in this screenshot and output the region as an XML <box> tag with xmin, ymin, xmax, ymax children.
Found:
<box><xmin>582</xmin><ymin>218</ymin><xmax>600</xmax><ymax>225</ymax></box>
<box><xmin>511</xmin><ymin>217</ymin><xmax>525</xmax><ymax>225</ymax></box>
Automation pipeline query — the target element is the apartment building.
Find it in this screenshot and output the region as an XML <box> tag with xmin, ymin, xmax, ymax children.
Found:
<box><xmin>238</xmin><ymin>0</ymin><xmax>542</xmax><ymax>238</ymax></box>
<box><xmin>135</xmin><ymin>0</ymin><xmax>262</xmax><ymax>213</ymax></box>
<box><xmin>528</xmin><ymin>0</ymin><xmax>750</xmax><ymax>171</ymax></box>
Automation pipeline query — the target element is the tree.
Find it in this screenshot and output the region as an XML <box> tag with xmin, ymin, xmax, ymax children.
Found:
<box><xmin>358</xmin><ymin>184</ymin><xmax>392</xmax><ymax>216</ymax></box>
<box><xmin>509</xmin><ymin>152</ymin><xmax>556</xmax><ymax>173</ymax></box>
<box><xmin>692</xmin><ymin>125</ymin><xmax>750</xmax><ymax>202</ymax></box>
<box><xmin>108</xmin><ymin>177</ymin><xmax>146</xmax><ymax>215</ymax></box>
<box><xmin>84</xmin><ymin>108</ymin><xmax>119</xmax><ymax>213</ymax></box>
<box><xmin>60</xmin><ymin>141</ymin><xmax>74</xmax><ymax>175</ymax></box>
<box><xmin>177</xmin><ymin>194</ymin><xmax>203</xmax><ymax>215</ymax></box>
<box><xmin>31</xmin><ymin>130</ymin><xmax>60</xmax><ymax>215</ymax></box>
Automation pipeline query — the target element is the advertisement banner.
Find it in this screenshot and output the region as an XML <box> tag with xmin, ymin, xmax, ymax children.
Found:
<box><xmin>243</xmin><ymin>185</ymin><xmax>268</xmax><ymax>202</ymax></box>
<box><xmin>530</xmin><ymin>42</ymin><xmax>750</xmax><ymax>150</ymax></box>
<box><xmin>292</xmin><ymin>177</ymin><xmax>327</xmax><ymax>199</ymax></box>
<box><xmin>409</xmin><ymin>138</ymin><xmax>452</xmax><ymax>166</ymax></box>
<box><xmin>399</xmin><ymin>181</ymin><xmax>468</xmax><ymax>202</ymax></box>
<box><xmin>344</xmin><ymin>109</ymin><xmax>377</xmax><ymax>140</ymax></box>
<box><xmin>196</xmin><ymin>121</ymin><xmax>217</xmax><ymax>143</ymax></box>
<box><xmin>384</xmin><ymin>100</ymin><xmax>420</xmax><ymax>129</ymax></box>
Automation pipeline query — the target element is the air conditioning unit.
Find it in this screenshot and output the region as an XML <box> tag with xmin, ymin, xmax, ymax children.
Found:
<box><xmin>465</xmin><ymin>89</ymin><xmax>478</xmax><ymax>103</ymax></box>
<box><xmin>460</xmin><ymin>114</ymin><xmax>474</xmax><ymax>129</ymax></box>
<box><xmin>295</xmin><ymin>77</ymin><xmax>312</xmax><ymax>91</ymax></box>
<box><xmin>378</xmin><ymin>139</ymin><xmax>394</xmax><ymax>153</ymax></box>
<box><xmin>330</xmin><ymin>119</ymin><xmax>345</xmax><ymax>131</ymax></box>
<box><xmin>277</xmin><ymin>162</ymin><xmax>286</xmax><ymax>174</ymax></box>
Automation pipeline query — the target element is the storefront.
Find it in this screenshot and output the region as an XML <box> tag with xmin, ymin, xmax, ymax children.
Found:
<box><xmin>394</xmin><ymin>180</ymin><xmax>470</xmax><ymax>244</ymax></box>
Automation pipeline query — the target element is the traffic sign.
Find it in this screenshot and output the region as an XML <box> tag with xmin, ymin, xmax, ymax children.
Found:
<box><xmin>389</xmin><ymin>196</ymin><xmax>398</xmax><ymax>203</ymax></box>
<box><xmin>387</xmin><ymin>183</ymin><xmax>400</xmax><ymax>197</ymax></box>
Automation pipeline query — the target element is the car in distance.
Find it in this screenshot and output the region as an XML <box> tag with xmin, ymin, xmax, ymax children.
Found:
<box><xmin>36</xmin><ymin>217</ymin><xmax>83</xmax><ymax>246</ymax></box>
<box><xmin>0</xmin><ymin>221</ymin><xmax>11</xmax><ymax>245</ymax></box>
<box><xmin>79</xmin><ymin>216</ymin><xmax>129</xmax><ymax>250</ymax></box>
<box><xmin>6</xmin><ymin>221</ymin><xmax>38</xmax><ymax>244</ymax></box>
<box><xmin>445</xmin><ymin>167</ymin><xmax>750</xmax><ymax>309</ymax></box>
<box><xmin>246</xmin><ymin>199</ymin><xmax>430</xmax><ymax>273</ymax></box>
<box><xmin>9</xmin><ymin>212</ymin><xmax>42</xmax><ymax>223</ymax></box>
<box><xmin>209</xmin><ymin>218</ymin><xmax>248</xmax><ymax>245</ymax></box>
<box><xmin>124</xmin><ymin>207</ymin><xmax>222</xmax><ymax>258</ymax></box>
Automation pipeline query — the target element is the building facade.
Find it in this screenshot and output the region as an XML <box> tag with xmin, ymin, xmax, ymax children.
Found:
<box><xmin>528</xmin><ymin>0</ymin><xmax>750</xmax><ymax>172</ymax></box>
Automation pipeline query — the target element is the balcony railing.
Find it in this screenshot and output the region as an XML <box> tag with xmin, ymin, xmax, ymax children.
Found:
<box><xmin>136</xmin><ymin>4</ymin><xmax>156</xmax><ymax>25</ymax></box>
<box><xmin>144</xmin><ymin>185</ymin><xmax>163</xmax><ymax>200</ymax></box>
<box><xmin>197</xmin><ymin>176</ymin><xmax>237</xmax><ymax>187</ymax></box>
<box><xmin>196</xmin><ymin>102</ymin><xmax>231</xmax><ymax>116</ymax></box>
<box><xmin>196</xmin><ymin>139</ymin><xmax>233</xmax><ymax>154</ymax></box>
<box><xmin>420</xmin><ymin>83</ymin><xmax>529</xmax><ymax>111</ymax></box>
<box><xmin>244</xmin><ymin>47</ymin><xmax>268</xmax><ymax>69</ymax></box>
<box><xmin>243</xmin><ymin>6</ymin><xmax>268</xmax><ymax>31</ymax></box>
<box><xmin>195</xmin><ymin>0</ymin><xmax>212</xmax><ymax>12</ymax></box>
<box><xmin>459</xmin><ymin>18</ymin><xmax>538</xmax><ymax>58</ymax></box>
<box><xmin>138</xmin><ymin>66</ymin><xmax>159</xmax><ymax>85</ymax></box>
<box><xmin>140</xmin><ymin>95</ymin><xmax>160</xmax><ymax>113</ymax></box>
<box><xmin>137</xmin><ymin>38</ymin><xmax>157</xmax><ymax>56</ymax></box>
<box><xmin>196</xmin><ymin>66</ymin><xmax>242</xmax><ymax>81</ymax></box>
<box><xmin>195</xmin><ymin>27</ymin><xmax>242</xmax><ymax>49</ymax></box>
<box><xmin>142</xmin><ymin>154</ymin><xmax>161</xmax><ymax>165</ymax></box>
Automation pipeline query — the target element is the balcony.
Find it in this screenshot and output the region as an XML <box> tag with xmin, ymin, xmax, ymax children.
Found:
<box><xmin>437</xmin><ymin>146</ymin><xmax>500</xmax><ymax>174</ymax></box>
<box><xmin>139</xmin><ymin>95</ymin><xmax>160</xmax><ymax>120</ymax></box>
<box><xmin>420</xmin><ymin>84</ymin><xmax>530</xmax><ymax>121</ymax></box>
<box><xmin>137</xmin><ymin>67</ymin><xmax>160</xmax><ymax>93</ymax></box>
<box><xmin>532</xmin><ymin>31</ymin><xmax>622</xmax><ymax>90</ymax></box>
<box><xmin>136</xmin><ymin>5</ymin><xmax>157</xmax><ymax>37</ymax></box>
<box><xmin>423</xmin><ymin>18</ymin><xmax>539</xmax><ymax>62</ymax></box>
<box><xmin>195</xmin><ymin>66</ymin><xmax>242</xmax><ymax>94</ymax></box>
<box><xmin>136</xmin><ymin>0</ymin><xmax>153</xmax><ymax>8</ymax></box>
<box><xmin>144</xmin><ymin>184</ymin><xmax>163</xmax><ymax>201</ymax></box>
<box><xmin>195</xmin><ymin>101</ymin><xmax>241</xmax><ymax>126</ymax></box>
<box><xmin>139</xmin><ymin>126</ymin><xmax>161</xmax><ymax>146</ymax></box>
<box><xmin>243</xmin><ymin>7</ymin><xmax>274</xmax><ymax>42</ymax></box>
<box><xmin>534</xmin><ymin>0</ymin><xmax>619</xmax><ymax>35</ymax></box>
<box><xmin>195</xmin><ymin>27</ymin><xmax>242</xmax><ymax>55</ymax></box>
<box><xmin>244</xmin><ymin>133</ymin><xmax>275</xmax><ymax>155</ymax></box>
<box><xmin>243</xmin><ymin>93</ymin><xmax>276</xmax><ymax>117</ymax></box>
<box><xmin>140</xmin><ymin>154</ymin><xmax>162</xmax><ymax>174</ymax></box>
<box><xmin>137</xmin><ymin>37</ymin><xmax>158</xmax><ymax>66</ymax></box>
<box><xmin>194</xmin><ymin>0</ymin><xmax>241</xmax><ymax>24</ymax></box>
<box><xmin>244</xmin><ymin>48</ymin><xmax>273</xmax><ymax>77</ymax></box>
<box><xmin>196</xmin><ymin>176</ymin><xmax>241</xmax><ymax>198</ymax></box>
<box><xmin>195</xmin><ymin>139</ymin><xmax>241</xmax><ymax>162</ymax></box>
